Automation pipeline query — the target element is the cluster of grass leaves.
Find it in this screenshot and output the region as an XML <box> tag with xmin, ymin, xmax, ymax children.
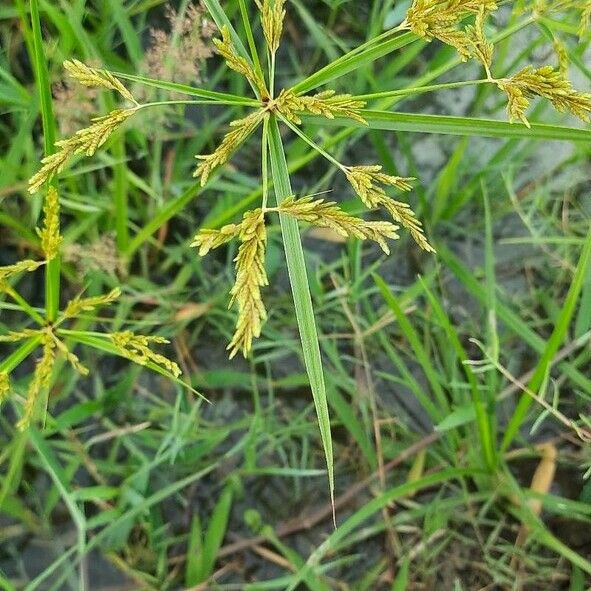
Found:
<box><xmin>1</xmin><ymin>0</ymin><xmax>591</xmax><ymax>589</ymax></box>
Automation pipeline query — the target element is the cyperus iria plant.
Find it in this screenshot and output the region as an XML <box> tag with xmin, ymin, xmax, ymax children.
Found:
<box><xmin>9</xmin><ymin>0</ymin><xmax>591</xmax><ymax>504</ymax></box>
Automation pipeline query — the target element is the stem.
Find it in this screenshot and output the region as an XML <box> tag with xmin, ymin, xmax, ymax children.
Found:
<box><xmin>261</xmin><ymin>115</ymin><xmax>270</xmax><ymax>209</ymax></box>
<box><xmin>279</xmin><ymin>115</ymin><xmax>345</xmax><ymax>170</ymax></box>
<box><xmin>111</xmin><ymin>135</ymin><xmax>129</xmax><ymax>253</ymax></box>
<box><xmin>270</xmin><ymin>52</ymin><xmax>276</xmax><ymax>98</ymax></box>
<box><xmin>137</xmin><ymin>99</ymin><xmax>253</xmax><ymax>109</ymax></box>
<box><xmin>355</xmin><ymin>79</ymin><xmax>491</xmax><ymax>101</ymax></box>
<box><xmin>29</xmin><ymin>0</ymin><xmax>60</xmax><ymax>322</ymax></box>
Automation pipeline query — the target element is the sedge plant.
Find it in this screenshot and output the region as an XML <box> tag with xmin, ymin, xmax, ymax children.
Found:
<box><xmin>5</xmin><ymin>0</ymin><xmax>591</xmax><ymax>518</ymax></box>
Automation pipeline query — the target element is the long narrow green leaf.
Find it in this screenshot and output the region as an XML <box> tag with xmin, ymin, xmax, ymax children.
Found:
<box><xmin>0</xmin><ymin>336</ymin><xmax>42</xmax><ymax>373</ymax></box>
<box><xmin>201</xmin><ymin>0</ymin><xmax>251</xmax><ymax>63</ymax></box>
<box><xmin>195</xmin><ymin>483</ymin><xmax>234</xmax><ymax>583</ymax></box>
<box><xmin>267</xmin><ymin>116</ymin><xmax>334</xmax><ymax>513</ymax></box>
<box><xmin>124</xmin><ymin>180</ymin><xmax>202</xmax><ymax>257</ymax></box>
<box><xmin>502</xmin><ymin>223</ymin><xmax>591</xmax><ymax>450</ymax></box>
<box><xmin>316</xmin><ymin>110</ymin><xmax>591</xmax><ymax>142</ymax></box>
<box><xmin>292</xmin><ymin>32</ymin><xmax>418</xmax><ymax>95</ymax></box>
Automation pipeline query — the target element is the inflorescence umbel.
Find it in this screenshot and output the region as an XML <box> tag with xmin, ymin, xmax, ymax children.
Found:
<box><xmin>24</xmin><ymin>0</ymin><xmax>591</xmax><ymax>362</ymax></box>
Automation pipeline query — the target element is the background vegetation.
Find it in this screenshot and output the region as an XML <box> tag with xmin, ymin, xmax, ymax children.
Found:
<box><xmin>1</xmin><ymin>0</ymin><xmax>591</xmax><ymax>589</ymax></box>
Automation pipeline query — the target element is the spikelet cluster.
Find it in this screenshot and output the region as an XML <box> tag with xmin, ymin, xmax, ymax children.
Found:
<box><xmin>191</xmin><ymin>223</ymin><xmax>242</xmax><ymax>255</ymax></box>
<box><xmin>0</xmin><ymin>372</ymin><xmax>9</xmax><ymax>402</ymax></box>
<box><xmin>255</xmin><ymin>0</ymin><xmax>286</xmax><ymax>54</ymax></box>
<box><xmin>214</xmin><ymin>26</ymin><xmax>267</xmax><ymax>96</ymax></box>
<box><xmin>37</xmin><ymin>187</ymin><xmax>63</xmax><ymax>261</ymax></box>
<box><xmin>194</xmin><ymin>110</ymin><xmax>265</xmax><ymax>185</ymax></box>
<box><xmin>52</xmin><ymin>336</ymin><xmax>89</xmax><ymax>376</ymax></box>
<box><xmin>28</xmin><ymin>108</ymin><xmax>137</xmax><ymax>193</ymax></box>
<box><xmin>344</xmin><ymin>166</ymin><xmax>434</xmax><ymax>252</ymax></box>
<box><xmin>62</xmin><ymin>288</ymin><xmax>122</xmax><ymax>320</ymax></box>
<box><xmin>497</xmin><ymin>66</ymin><xmax>591</xmax><ymax>127</ymax></box>
<box><xmin>110</xmin><ymin>332</ymin><xmax>182</xmax><ymax>378</ymax></box>
<box><xmin>0</xmin><ymin>260</ymin><xmax>44</xmax><ymax>281</ymax></box>
<box><xmin>466</xmin><ymin>8</ymin><xmax>493</xmax><ymax>72</ymax></box>
<box><xmin>0</xmin><ymin>329</ymin><xmax>41</xmax><ymax>343</ymax></box>
<box><xmin>227</xmin><ymin>210</ymin><xmax>268</xmax><ymax>359</ymax></box>
<box><xmin>64</xmin><ymin>60</ymin><xmax>136</xmax><ymax>104</ymax></box>
<box><xmin>277</xmin><ymin>196</ymin><xmax>400</xmax><ymax>254</ymax></box>
<box><xmin>404</xmin><ymin>0</ymin><xmax>498</xmax><ymax>60</ymax></box>
<box><xmin>16</xmin><ymin>333</ymin><xmax>56</xmax><ymax>431</ymax></box>
<box><xmin>277</xmin><ymin>89</ymin><xmax>367</xmax><ymax>125</ymax></box>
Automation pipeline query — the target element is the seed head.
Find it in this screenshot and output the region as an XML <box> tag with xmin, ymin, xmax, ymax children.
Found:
<box><xmin>37</xmin><ymin>187</ymin><xmax>63</xmax><ymax>261</ymax></box>
<box><xmin>64</xmin><ymin>59</ymin><xmax>136</xmax><ymax>104</ymax></box>
<box><xmin>227</xmin><ymin>209</ymin><xmax>268</xmax><ymax>359</ymax></box>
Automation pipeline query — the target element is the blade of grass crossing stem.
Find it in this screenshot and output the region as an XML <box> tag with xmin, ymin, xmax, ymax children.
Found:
<box><xmin>502</xmin><ymin>223</ymin><xmax>591</xmax><ymax>451</ymax></box>
<box><xmin>267</xmin><ymin>116</ymin><xmax>334</xmax><ymax>519</ymax></box>
<box><xmin>419</xmin><ymin>278</ymin><xmax>496</xmax><ymax>470</ymax></box>
<box><xmin>29</xmin><ymin>0</ymin><xmax>59</xmax><ymax>322</ymax></box>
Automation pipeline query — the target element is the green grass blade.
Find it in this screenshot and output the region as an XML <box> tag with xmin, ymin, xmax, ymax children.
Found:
<box><xmin>238</xmin><ymin>0</ymin><xmax>264</xmax><ymax>83</ymax></box>
<box><xmin>419</xmin><ymin>279</ymin><xmax>496</xmax><ymax>470</ymax></box>
<box><xmin>267</xmin><ymin>115</ymin><xmax>334</xmax><ymax>515</ymax></box>
<box><xmin>201</xmin><ymin>0</ymin><xmax>251</xmax><ymax>63</ymax></box>
<box><xmin>195</xmin><ymin>482</ymin><xmax>234</xmax><ymax>583</ymax></box>
<box><xmin>502</xmin><ymin>223</ymin><xmax>591</xmax><ymax>450</ymax></box>
<box><xmin>0</xmin><ymin>336</ymin><xmax>42</xmax><ymax>373</ymax></box>
<box><xmin>316</xmin><ymin>110</ymin><xmax>591</xmax><ymax>142</ymax></box>
<box><xmin>292</xmin><ymin>32</ymin><xmax>417</xmax><ymax>95</ymax></box>
<box><xmin>124</xmin><ymin>180</ymin><xmax>202</xmax><ymax>257</ymax></box>
<box><xmin>439</xmin><ymin>245</ymin><xmax>591</xmax><ymax>395</ymax></box>
<box><xmin>373</xmin><ymin>274</ymin><xmax>450</xmax><ymax>416</ymax></box>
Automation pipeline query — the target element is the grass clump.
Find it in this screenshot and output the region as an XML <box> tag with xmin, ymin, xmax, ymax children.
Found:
<box><xmin>1</xmin><ymin>0</ymin><xmax>591</xmax><ymax>588</ymax></box>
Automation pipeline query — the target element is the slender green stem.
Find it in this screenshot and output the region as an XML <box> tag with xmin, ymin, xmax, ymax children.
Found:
<box><xmin>279</xmin><ymin>115</ymin><xmax>344</xmax><ymax>170</ymax></box>
<box><xmin>270</xmin><ymin>52</ymin><xmax>276</xmax><ymax>98</ymax></box>
<box><xmin>355</xmin><ymin>79</ymin><xmax>491</xmax><ymax>101</ymax></box>
<box><xmin>113</xmin><ymin>71</ymin><xmax>260</xmax><ymax>105</ymax></box>
<box><xmin>137</xmin><ymin>99</ymin><xmax>255</xmax><ymax>109</ymax></box>
<box><xmin>29</xmin><ymin>0</ymin><xmax>60</xmax><ymax>322</ymax></box>
<box><xmin>261</xmin><ymin>115</ymin><xmax>270</xmax><ymax>209</ymax></box>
